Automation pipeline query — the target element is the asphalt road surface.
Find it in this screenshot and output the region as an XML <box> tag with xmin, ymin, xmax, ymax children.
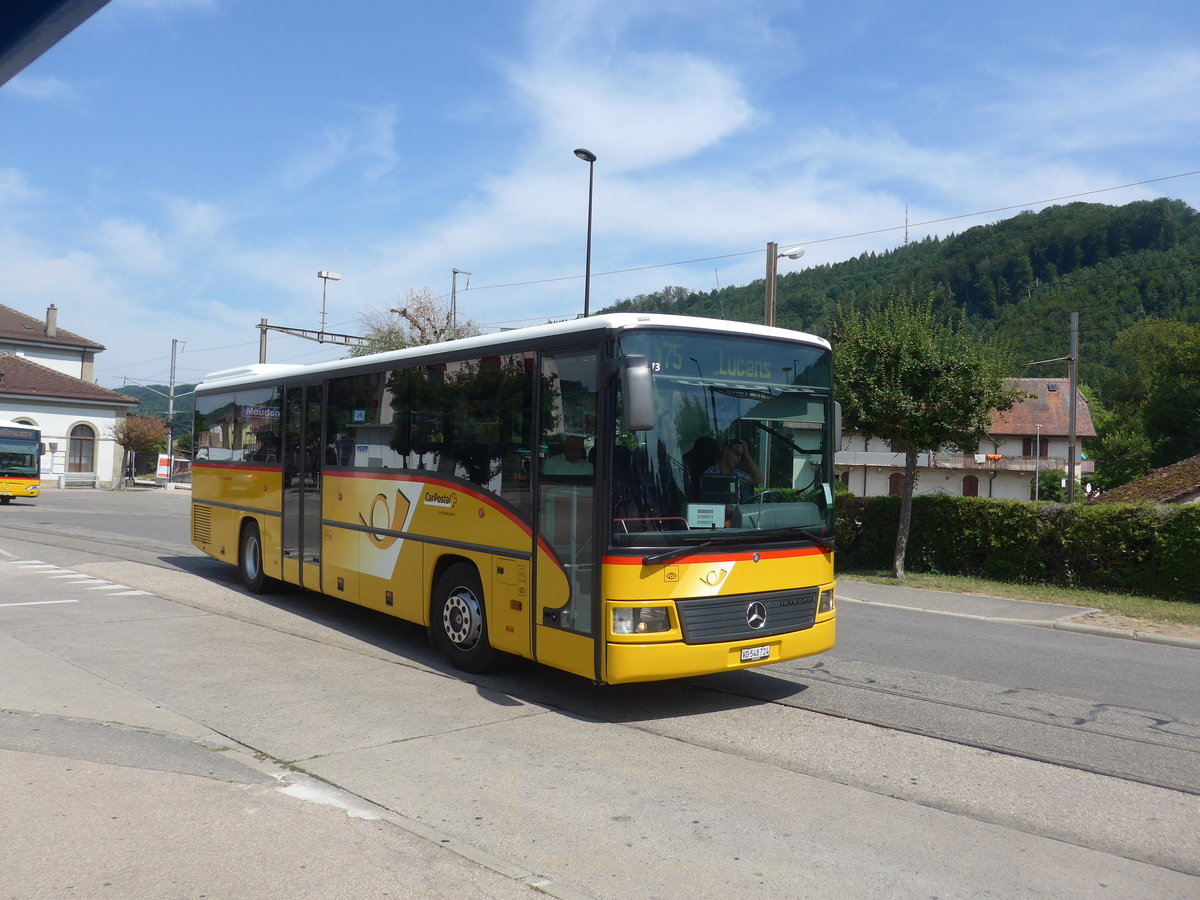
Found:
<box><xmin>1</xmin><ymin>486</ymin><xmax>1197</xmax><ymax>898</ymax></box>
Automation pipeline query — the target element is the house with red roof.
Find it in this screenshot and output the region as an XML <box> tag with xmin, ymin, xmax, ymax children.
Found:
<box><xmin>835</xmin><ymin>378</ymin><xmax>1097</xmax><ymax>500</ymax></box>
<box><xmin>0</xmin><ymin>304</ymin><xmax>137</xmax><ymax>488</ymax></box>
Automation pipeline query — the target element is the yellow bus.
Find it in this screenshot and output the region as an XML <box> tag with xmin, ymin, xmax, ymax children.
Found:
<box><xmin>190</xmin><ymin>314</ymin><xmax>837</xmax><ymax>683</ymax></box>
<box><xmin>0</xmin><ymin>421</ymin><xmax>41</xmax><ymax>504</ymax></box>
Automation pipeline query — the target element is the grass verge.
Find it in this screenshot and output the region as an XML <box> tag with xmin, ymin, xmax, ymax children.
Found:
<box><xmin>840</xmin><ymin>569</ymin><xmax>1200</xmax><ymax>629</ymax></box>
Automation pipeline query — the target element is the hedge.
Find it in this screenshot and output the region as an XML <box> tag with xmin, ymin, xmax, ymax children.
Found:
<box><xmin>835</xmin><ymin>495</ymin><xmax>1200</xmax><ymax>602</ymax></box>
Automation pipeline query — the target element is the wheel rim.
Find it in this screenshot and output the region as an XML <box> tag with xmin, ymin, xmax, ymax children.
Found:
<box><xmin>244</xmin><ymin>534</ymin><xmax>261</xmax><ymax>580</ymax></box>
<box><xmin>442</xmin><ymin>586</ymin><xmax>483</xmax><ymax>650</ymax></box>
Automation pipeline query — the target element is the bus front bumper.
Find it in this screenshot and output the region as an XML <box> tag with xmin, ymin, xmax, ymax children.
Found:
<box><xmin>604</xmin><ymin>616</ymin><xmax>835</xmax><ymax>684</ymax></box>
<box><xmin>0</xmin><ymin>480</ymin><xmax>40</xmax><ymax>499</ymax></box>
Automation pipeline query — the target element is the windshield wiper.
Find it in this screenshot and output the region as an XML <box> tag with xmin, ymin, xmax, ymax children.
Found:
<box><xmin>642</xmin><ymin>538</ymin><xmax>727</xmax><ymax>567</ymax></box>
<box><xmin>640</xmin><ymin>526</ymin><xmax>833</xmax><ymax>566</ymax></box>
<box><xmin>796</xmin><ymin>527</ymin><xmax>835</xmax><ymax>552</ymax></box>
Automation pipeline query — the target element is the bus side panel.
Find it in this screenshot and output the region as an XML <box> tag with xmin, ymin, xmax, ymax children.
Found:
<box><xmin>191</xmin><ymin>464</ymin><xmax>283</xmax><ymax>575</ymax></box>
<box><xmin>321</xmin><ymin>521</ymin><xmax>360</xmax><ymax>606</ymax></box>
<box><xmin>487</xmin><ymin>557</ymin><xmax>531</xmax><ymax>658</ymax></box>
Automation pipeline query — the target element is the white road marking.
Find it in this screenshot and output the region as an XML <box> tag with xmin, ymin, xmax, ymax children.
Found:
<box><xmin>0</xmin><ymin>600</ymin><xmax>79</xmax><ymax>608</ymax></box>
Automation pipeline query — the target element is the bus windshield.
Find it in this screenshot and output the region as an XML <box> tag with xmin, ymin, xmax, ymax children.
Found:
<box><xmin>612</xmin><ymin>330</ymin><xmax>834</xmax><ymax>550</ymax></box>
<box><xmin>0</xmin><ymin>439</ymin><xmax>40</xmax><ymax>477</ymax></box>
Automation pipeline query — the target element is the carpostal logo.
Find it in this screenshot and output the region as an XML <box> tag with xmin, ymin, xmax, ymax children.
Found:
<box><xmin>422</xmin><ymin>488</ymin><xmax>458</xmax><ymax>509</ymax></box>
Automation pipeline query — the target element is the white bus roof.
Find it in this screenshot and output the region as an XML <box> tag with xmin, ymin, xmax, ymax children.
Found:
<box><xmin>197</xmin><ymin>313</ymin><xmax>830</xmax><ymax>390</ymax></box>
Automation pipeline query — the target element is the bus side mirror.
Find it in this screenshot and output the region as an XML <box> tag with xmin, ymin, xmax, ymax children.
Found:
<box><xmin>621</xmin><ymin>355</ymin><xmax>654</xmax><ymax>431</ymax></box>
<box><xmin>832</xmin><ymin>401</ymin><xmax>842</xmax><ymax>450</ymax></box>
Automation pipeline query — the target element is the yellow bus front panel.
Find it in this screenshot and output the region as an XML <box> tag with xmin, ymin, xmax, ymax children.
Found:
<box><xmin>0</xmin><ymin>477</ymin><xmax>39</xmax><ymax>501</ymax></box>
<box><xmin>601</xmin><ymin>548</ymin><xmax>836</xmax><ymax>684</ymax></box>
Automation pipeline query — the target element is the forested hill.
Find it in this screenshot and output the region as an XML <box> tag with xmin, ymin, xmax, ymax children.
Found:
<box><xmin>600</xmin><ymin>197</ymin><xmax>1200</xmax><ymax>392</ymax></box>
<box><xmin>120</xmin><ymin>384</ymin><xmax>196</xmax><ymax>433</ymax></box>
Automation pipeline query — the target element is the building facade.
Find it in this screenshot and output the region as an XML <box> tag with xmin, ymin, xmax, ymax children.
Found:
<box><xmin>0</xmin><ymin>304</ymin><xmax>137</xmax><ymax>488</ymax></box>
<box><xmin>835</xmin><ymin>379</ymin><xmax>1097</xmax><ymax>500</ymax></box>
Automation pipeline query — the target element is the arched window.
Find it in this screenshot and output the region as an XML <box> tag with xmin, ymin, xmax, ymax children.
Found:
<box><xmin>69</xmin><ymin>424</ymin><xmax>96</xmax><ymax>473</ymax></box>
<box><xmin>888</xmin><ymin>472</ymin><xmax>905</xmax><ymax>496</ymax></box>
<box><xmin>962</xmin><ymin>475</ymin><xmax>979</xmax><ymax>497</ymax></box>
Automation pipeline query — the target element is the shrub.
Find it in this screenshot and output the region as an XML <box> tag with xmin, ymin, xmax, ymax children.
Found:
<box><xmin>835</xmin><ymin>494</ymin><xmax>1198</xmax><ymax>602</ymax></box>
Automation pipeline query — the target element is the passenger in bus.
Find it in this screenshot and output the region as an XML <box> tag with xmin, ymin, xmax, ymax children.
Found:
<box><xmin>705</xmin><ymin>439</ymin><xmax>762</xmax><ymax>501</ymax></box>
<box><xmin>544</xmin><ymin>435</ymin><xmax>592</xmax><ymax>475</ymax></box>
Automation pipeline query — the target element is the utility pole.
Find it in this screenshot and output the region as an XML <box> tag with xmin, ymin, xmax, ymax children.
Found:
<box><xmin>1067</xmin><ymin>311</ymin><xmax>1079</xmax><ymax>503</ymax></box>
<box><xmin>764</xmin><ymin>241</ymin><xmax>778</xmax><ymax>327</ymax></box>
<box><xmin>451</xmin><ymin>268</ymin><xmax>471</xmax><ymax>330</ymax></box>
<box><xmin>167</xmin><ymin>338</ymin><xmax>179</xmax><ymax>483</ymax></box>
<box><xmin>1028</xmin><ymin>311</ymin><xmax>1081</xmax><ymax>503</ymax></box>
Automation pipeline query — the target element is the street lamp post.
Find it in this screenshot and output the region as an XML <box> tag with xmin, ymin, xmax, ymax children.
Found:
<box><xmin>1034</xmin><ymin>423</ymin><xmax>1042</xmax><ymax>501</ymax></box>
<box><xmin>574</xmin><ymin>148</ymin><xmax>596</xmax><ymax>317</ymax></box>
<box><xmin>764</xmin><ymin>243</ymin><xmax>805</xmax><ymax>327</ymax></box>
<box><xmin>317</xmin><ymin>270</ymin><xmax>342</xmax><ymax>340</ymax></box>
<box><xmin>450</xmin><ymin>268</ymin><xmax>471</xmax><ymax>330</ymax></box>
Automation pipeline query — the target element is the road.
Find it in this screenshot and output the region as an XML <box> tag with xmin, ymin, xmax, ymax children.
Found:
<box><xmin>1</xmin><ymin>487</ymin><xmax>1198</xmax><ymax>898</ymax></box>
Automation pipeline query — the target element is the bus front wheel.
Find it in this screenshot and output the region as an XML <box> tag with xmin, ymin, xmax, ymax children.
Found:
<box><xmin>239</xmin><ymin>521</ymin><xmax>274</xmax><ymax>594</ymax></box>
<box><xmin>432</xmin><ymin>563</ymin><xmax>494</xmax><ymax>673</ymax></box>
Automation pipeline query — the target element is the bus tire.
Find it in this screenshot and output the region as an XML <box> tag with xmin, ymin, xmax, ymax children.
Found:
<box><xmin>432</xmin><ymin>563</ymin><xmax>494</xmax><ymax>672</ymax></box>
<box><xmin>239</xmin><ymin>521</ymin><xmax>274</xmax><ymax>594</ymax></box>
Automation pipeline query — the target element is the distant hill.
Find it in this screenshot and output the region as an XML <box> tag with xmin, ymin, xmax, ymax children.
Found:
<box><xmin>600</xmin><ymin>197</ymin><xmax>1200</xmax><ymax>396</ymax></box>
<box><xmin>120</xmin><ymin>383</ymin><xmax>196</xmax><ymax>434</ymax></box>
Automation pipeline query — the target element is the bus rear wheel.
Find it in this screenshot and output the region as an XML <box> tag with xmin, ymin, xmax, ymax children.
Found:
<box><xmin>239</xmin><ymin>521</ymin><xmax>275</xmax><ymax>594</ymax></box>
<box><xmin>432</xmin><ymin>563</ymin><xmax>494</xmax><ymax>672</ymax></box>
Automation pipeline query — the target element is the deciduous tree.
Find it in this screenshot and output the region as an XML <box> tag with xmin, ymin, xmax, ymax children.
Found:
<box><xmin>110</xmin><ymin>414</ymin><xmax>168</xmax><ymax>485</ymax></box>
<box><xmin>831</xmin><ymin>292</ymin><xmax>1024</xmax><ymax>578</ymax></box>
<box><xmin>351</xmin><ymin>288</ymin><xmax>481</xmax><ymax>356</ymax></box>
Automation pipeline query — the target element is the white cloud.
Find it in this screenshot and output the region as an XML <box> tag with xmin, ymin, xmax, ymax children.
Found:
<box><xmin>983</xmin><ymin>47</ymin><xmax>1200</xmax><ymax>154</ymax></box>
<box><xmin>513</xmin><ymin>54</ymin><xmax>755</xmax><ymax>171</ymax></box>
<box><xmin>91</xmin><ymin>218</ymin><xmax>172</xmax><ymax>276</ymax></box>
<box><xmin>273</xmin><ymin>104</ymin><xmax>401</xmax><ymax>190</ymax></box>
<box><xmin>0</xmin><ymin>169</ymin><xmax>41</xmax><ymax>208</ymax></box>
<box><xmin>4</xmin><ymin>75</ymin><xmax>79</xmax><ymax>104</ymax></box>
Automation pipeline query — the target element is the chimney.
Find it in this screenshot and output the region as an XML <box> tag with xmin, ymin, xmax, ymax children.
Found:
<box><xmin>46</xmin><ymin>305</ymin><xmax>58</xmax><ymax>338</ymax></box>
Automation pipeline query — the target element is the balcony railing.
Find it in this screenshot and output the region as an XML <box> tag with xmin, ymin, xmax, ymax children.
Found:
<box><xmin>836</xmin><ymin>450</ymin><xmax>1094</xmax><ymax>476</ymax></box>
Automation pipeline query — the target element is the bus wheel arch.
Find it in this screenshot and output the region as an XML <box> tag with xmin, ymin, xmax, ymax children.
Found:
<box><xmin>238</xmin><ymin>518</ymin><xmax>274</xmax><ymax>594</ymax></box>
<box><xmin>431</xmin><ymin>559</ymin><xmax>495</xmax><ymax>672</ymax></box>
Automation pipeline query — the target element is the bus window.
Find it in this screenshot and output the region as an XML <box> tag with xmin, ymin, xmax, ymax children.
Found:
<box><xmin>538</xmin><ymin>349</ymin><xmax>597</xmax><ymax>635</ymax></box>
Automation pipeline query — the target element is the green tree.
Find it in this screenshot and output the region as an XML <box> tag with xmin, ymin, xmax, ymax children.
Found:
<box><xmin>1143</xmin><ymin>336</ymin><xmax>1200</xmax><ymax>466</ymax></box>
<box><xmin>351</xmin><ymin>288</ymin><xmax>481</xmax><ymax>356</ymax></box>
<box><xmin>831</xmin><ymin>292</ymin><xmax>1025</xmax><ymax>578</ymax></box>
<box><xmin>1035</xmin><ymin>468</ymin><xmax>1069</xmax><ymax>503</ymax></box>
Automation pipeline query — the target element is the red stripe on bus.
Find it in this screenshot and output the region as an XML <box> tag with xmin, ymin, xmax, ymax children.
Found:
<box><xmin>602</xmin><ymin>546</ymin><xmax>827</xmax><ymax>565</ymax></box>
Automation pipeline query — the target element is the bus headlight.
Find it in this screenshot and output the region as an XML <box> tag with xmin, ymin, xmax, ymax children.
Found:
<box><xmin>818</xmin><ymin>587</ymin><xmax>835</xmax><ymax>614</ymax></box>
<box><xmin>612</xmin><ymin>607</ymin><xmax>671</xmax><ymax>635</ymax></box>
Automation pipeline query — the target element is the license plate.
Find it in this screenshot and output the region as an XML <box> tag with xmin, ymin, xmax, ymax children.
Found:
<box><xmin>740</xmin><ymin>645</ymin><xmax>770</xmax><ymax>662</ymax></box>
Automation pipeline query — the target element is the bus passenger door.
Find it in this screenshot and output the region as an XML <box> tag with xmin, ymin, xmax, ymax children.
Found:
<box><xmin>534</xmin><ymin>349</ymin><xmax>599</xmax><ymax>680</ymax></box>
<box><xmin>282</xmin><ymin>383</ymin><xmax>324</xmax><ymax>590</ymax></box>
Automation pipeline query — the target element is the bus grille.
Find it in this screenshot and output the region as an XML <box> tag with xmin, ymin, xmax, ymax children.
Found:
<box><xmin>678</xmin><ymin>588</ymin><xmax>818</xmax><ymax>644</ymax></box>
<box><xmin>192</xmin><ymin>505</ymin><xmax>213</xmax><ymax>544</ymax></box>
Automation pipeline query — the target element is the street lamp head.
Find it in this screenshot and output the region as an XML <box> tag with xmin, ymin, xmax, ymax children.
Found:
<box><xmin>317</xmin><ymin>271</ymin><xmax>342</xmax><ymax>281</ymax></box>
<box><xmin>574</xmin><ymin>148</ymin><xmax>597</xmax><ymax>163</ymax></box>
<box><xmin>778</xmin><ymin>246</ymin><xmax>805</xmax><ymax>261</ymax></box>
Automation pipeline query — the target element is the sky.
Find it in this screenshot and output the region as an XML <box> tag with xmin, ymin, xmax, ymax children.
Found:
<box><xmin>2</xmin><ymin>0</ymin><xmax>1199</xmax><ymax>391</ymax></box>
